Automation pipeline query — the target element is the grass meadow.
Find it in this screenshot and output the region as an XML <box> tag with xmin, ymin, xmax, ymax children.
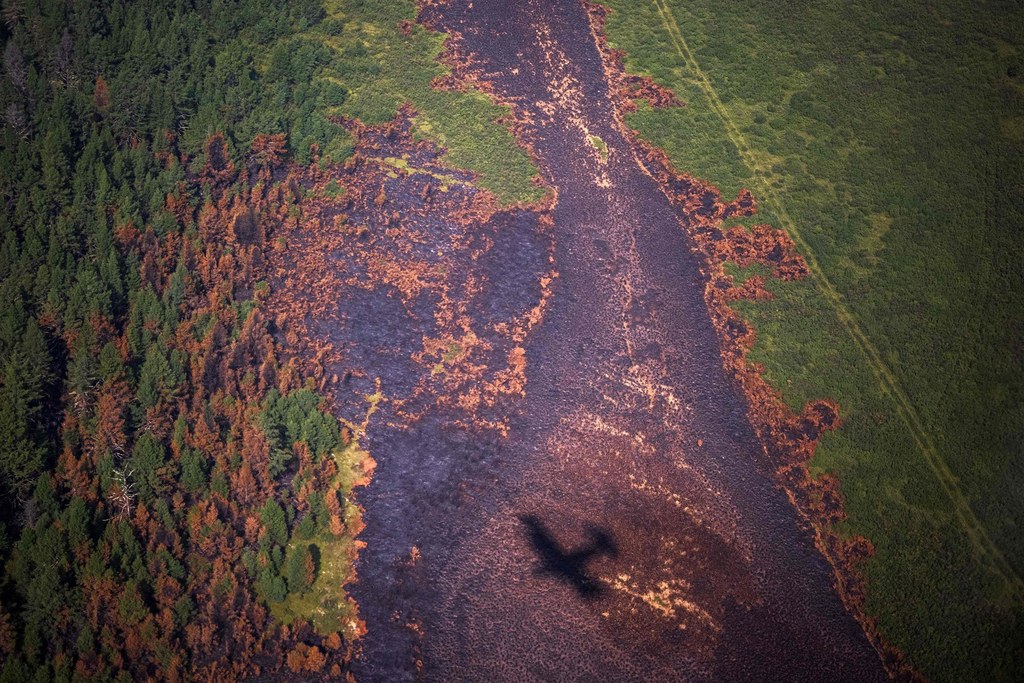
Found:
<box><xmin>310</xmin><ymin>0</ymin><xmax>542</xmax><ymax>204</ymax></box>
<box><xmin>601</xmin><ymin>0</ymin><xmax>1024</xmax><ymax>678</ymax></box>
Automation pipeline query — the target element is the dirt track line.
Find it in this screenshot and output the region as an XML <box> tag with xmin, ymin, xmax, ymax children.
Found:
<box><xmin>650</xmin><ymin>0</ymin><xmax>1023</xmax><ymax>600</ymax></box>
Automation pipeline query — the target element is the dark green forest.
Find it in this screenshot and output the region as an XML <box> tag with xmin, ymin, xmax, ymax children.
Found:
<box><xmin>0</xmin><ymin>0</ymin><xmax>362</xmax><ymax>678</ymax></box>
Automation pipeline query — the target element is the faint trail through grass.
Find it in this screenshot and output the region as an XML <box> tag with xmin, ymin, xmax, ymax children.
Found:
<box><xmin>650</xmin><ymin>0</ymin><xmax>1023</xmax><ymax>601</ymax></box>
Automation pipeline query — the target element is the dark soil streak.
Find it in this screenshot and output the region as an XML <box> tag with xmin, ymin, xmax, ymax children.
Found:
<box><xmin>303</xmin><ymin>0</ymin><xmax>892</xmax><ymax>680</ymax></box>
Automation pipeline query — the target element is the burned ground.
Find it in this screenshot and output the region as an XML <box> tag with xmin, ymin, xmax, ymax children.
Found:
<box><xmin>270</xmin><ymin>0</ymin><xmax>890</xmax><ymax>680</ymax></box>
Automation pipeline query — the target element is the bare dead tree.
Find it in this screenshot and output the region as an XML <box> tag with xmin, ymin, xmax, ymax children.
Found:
<box><xmin>110</xmin><ymin>438</ymin><xmax>127</xmax><ymax>462</ymax></box>
<box><xmin>69</xmin><ymin>385</ymin><xmax>91</xmax><ymax>416</ymax></box>
<box><xmin>4</xmin><ymin>40</ymin><xmax>26</xmax><ymax>92</ymax></box>
<box><xmin>1</xmin><ymin>0</ymin><xmax>23</xmax><ymax>30</ymax></box>
<box><xmin>55</xmin><ymin>28</ymin><xmax>76</xmax><ymax>88</ymax></box>
<box><xmin>5</xmin><ymin>102</ymin><xmax>30</xmax><ymax>139</ymax></box>
<box><xmin>109</xmin><ymin>466</ymin><xmax>136</xmax><ymax>521</ymax></box>
<box><xmin>16</xmin><ymin>493</ymin><xmax>36</xmax><ymax>528</ymax></box>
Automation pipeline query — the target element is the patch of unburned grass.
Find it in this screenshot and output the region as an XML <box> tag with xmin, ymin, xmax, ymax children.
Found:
<box><xmin>311</xmin><ymin>0</ymin><xmax>543</xmax><ymax>204</ymax></box>
<box><xmin>588</xmin><ymin>134</ymin><xmax>609</xmax><ymax>161</ymax></box>
<box><xmin>602</xmin><ymin>0</ymin><xmax>1024</xmax><ymax>678</ymax></box>
<box><xmin>377</xmin><ymin>156</ymin><xmax>466</xmax><ymax>190</ymax></box>
<box><xmin>270</xmin><ymin>388</ymin><xmax>380</xmax><ymax>638</ymax></box>
<box><xmin>270</xmin><ymin>532</ymin><xmax>358</xmax><ymax>635</ymax></box>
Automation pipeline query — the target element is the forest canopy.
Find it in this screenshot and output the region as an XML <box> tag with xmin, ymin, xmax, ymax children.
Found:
<box><xmin>0</xmin><ymin>0</ymin><xmax>366</xmax><ymax>679</ymax></box>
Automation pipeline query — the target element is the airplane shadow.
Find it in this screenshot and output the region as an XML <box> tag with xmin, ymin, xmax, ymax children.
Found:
<box><xmin>518</xmin><ymin>514</ymin><xmax>619</xmax><ymax>600</ymax></box>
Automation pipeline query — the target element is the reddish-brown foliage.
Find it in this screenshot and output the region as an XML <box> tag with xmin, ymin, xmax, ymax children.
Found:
<box><xmin>41</xmin><ymin>128</ymin><xmax>358</xmax><ymax>680</ymax></box>
<box><xmin>92</xmin><ymin>76</ymin><xmax>110</xmax><ymax>111</ymax></box>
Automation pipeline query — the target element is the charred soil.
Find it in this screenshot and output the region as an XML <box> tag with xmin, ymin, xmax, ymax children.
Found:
<box><xmin>278</xmin><ymin>0</ymin><xmax>891</xmax><ymax>680</ymax></box>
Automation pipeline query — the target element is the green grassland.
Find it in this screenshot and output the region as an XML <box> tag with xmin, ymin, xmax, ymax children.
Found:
<box><xmin>310</xmin><ymin>0</ymin><xmax>542</xmax><ymax>203</ymax></box>
<box><xmin>266</xmin><ymin>388</ymin><xmax>381</xmax><ymax>637</ymax></box>
<box><xmin>601</xmin><ymin>0</ymin><xmax>1024</xmax><ymax>679</ymax></box>
<box><xmin>268</xmin><ymin>440</ymin><xmax>365</xmax><ymax>637</ymax></box>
